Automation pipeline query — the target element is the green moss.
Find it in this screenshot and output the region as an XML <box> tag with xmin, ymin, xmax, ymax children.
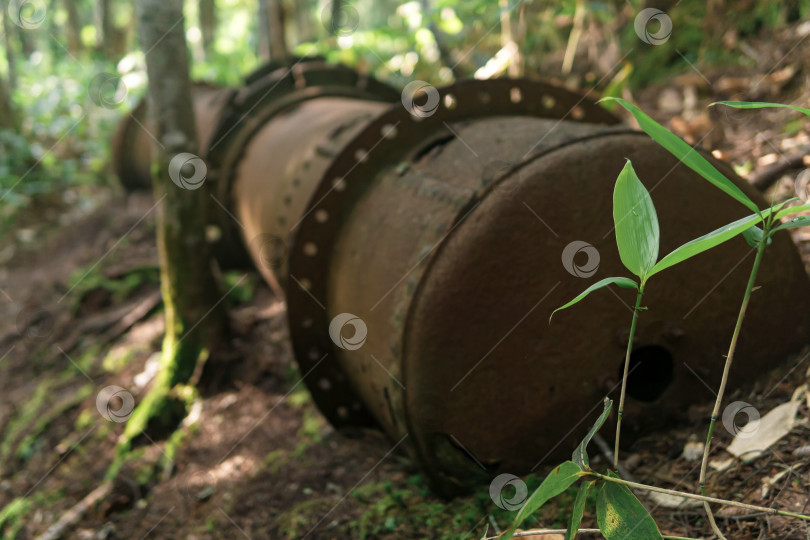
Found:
<box><xmin>286</xmin><ymin>388</ymin><xmax>311</xmax><ymax>408</ymax></box>
<box><xmin>340</xmin><ymin>472</ymin><xmax>578</xmax><ymax>539</ymax></box>
<box><xmin>102</xmin><ymin>343</ymin><xmax>147</xmax><ymax>373</ymax></box>
<box><xmin>66</xmin><ymin>265</ymin><xmax>160</xmax><ymax>310</ymax></box>
<box><xmin>223</xmin><ymin>271</ymin><xmax>255</xmax><ymax>305</ymax></box>
<box><xmin>262</xmin><ymin>449</ymin><xmax>291</xmax><ymax>474</ymax></box>
<box><xmin>16</xmin><ymin>383</ymin><xmax>94</xmax><ymax>462</ymax></box>
<box><xmin>0</xmin><ymin>375</ymin><xmax>65</xmax><ymax>469</ymax></box>
<box><xmin>0</xmin><ymin>497</ymin><xmax>31</xmax><ymax>539</ymax></box>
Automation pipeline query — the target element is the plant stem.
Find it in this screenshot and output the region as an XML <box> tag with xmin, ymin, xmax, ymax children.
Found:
<box><xmin>589</xmin><ymin>471</ymin><xmax>810</xmax><ymax>522</ymax></box>
<box><xmin>487</xmin><ymin>529</ymin><xmax>698</xmax><ymax>539</ymax></box>
<box><xmin>614</xmin><ymin>284</ymin><xmax>645</xmax><ymax>469</ymax></box>
<box><xmin>698</xmin><ymin>221</ymin><xmax>771</xmax><ymax>540</ymax></box>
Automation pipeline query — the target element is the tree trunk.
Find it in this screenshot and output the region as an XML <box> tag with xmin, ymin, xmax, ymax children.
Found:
<box><xmin>116</xmin><ymin>0</ymin><xmax>225</xmax><ymax>463</ymax></box>
<box><xmin>0</xmin><ymin>75</ymin><xmax>16</xmax><ymax>131</ymax></box>
<box><xmin>257</xmin><ymin>0</ymin><xmax>287</xmax><ymax>61</ymax></box>
<box><xmin>199</xmin><ymin>0</ymin><xmax>216</xmax><ymax>58</ymax></box>
<box><xmin>2</xmin><ymin>5</ymin><xmax>18</xmax><ymax>90</ymax></box>
<box><xmin>97</xmin><ymin>0</ymin><xmax>114</xmax><ymax>57</ymax></box>
<box><xmin>16</xmin><ymin>21</ymin><xmax>35</xmax><ymax>57</ymax></box>
<box><xmin>499</xmin><ymin>0</ymin><xmax>523</xmax><ymax>78</ymax></box>
<box><xmin>64</xmin><ymin>0</ymin><xmax>84</xmax><ymax>56</ymax></box>
<box><xmin>291</xmin><ymin>0</ymin><xmax>313</xmax><ymax>44</ymax></box>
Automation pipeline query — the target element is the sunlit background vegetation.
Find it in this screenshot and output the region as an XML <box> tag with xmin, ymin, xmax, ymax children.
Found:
<box><xmin>2</xmin><ymin>0</ymin><xmax>809</xmax><ymax>239</ymax></box>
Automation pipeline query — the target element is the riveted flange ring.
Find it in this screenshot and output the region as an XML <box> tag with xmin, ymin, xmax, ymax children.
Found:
<box><xmin>286</xmin><ymin>78</ymin><xmax>620</xmax><ymax>429</ymax></box>
<box><xmin>201</xmin><ymin>60</ymin><xmax>400</xmax><ymax>266</ymax></box>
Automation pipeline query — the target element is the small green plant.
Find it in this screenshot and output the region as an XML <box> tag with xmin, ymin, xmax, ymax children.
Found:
<box><xmin>485</xmin><ymin>98</ymin><xmax>810</xmax><ymax>540</ymax></box>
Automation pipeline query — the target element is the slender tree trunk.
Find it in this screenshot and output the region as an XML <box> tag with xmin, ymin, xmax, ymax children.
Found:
<box><xmin>329</xmin><ymin>0</ymin><xmax>342</xmax><ymax>35</ymax></box>
<box><xmin>116</xmin><ymin>0</ymin><xmax>224</xmax><ymax>463</ymax></box>
<box><xmin>268</xmin><ymin>0</ymin><xmax>287</xmax><ymax>59</ymax></box>
<box><xmin>420</xmin><ymin>0</ymin><xmax>465</xmax><ymax>80</ymax></box>
<box><xmin>64</xmin><ymin>0</ymin><xmax>84</xmax><ymax>55</ymax></box>
<box><xmin>2</xmin><ymin>6</ymin><xmax>18</xmax><ymax>90</ymax></box>
<box><xmin>16</xmin><ymin>21</ymin><xmax>35</xmax><ymax>57</ymax></box>
<box><xmin>97</xmin><ymin>0</ymin><xmax>113</xmax><ymax>57</ymax></box>
<box><xmin>199</xmin><ymin>0</ymin><xmax>216</xmax><ymax>58</ymax></box>
<box><xmin>499</xmin><ymin>0</ymin><xmax>522</xmax><ymax>77</ymax></box>
<box><xmin>257</xmin><ymin>0</ymin><xmax>269</xmax><ymax>60</ymax></box>
<box><xmin>0</xmin><ymin>75</ymin><xmax>16</xmax><ymax>131</ymax></box>
<box><xmin>258</xmin><ymin>0</ymin><xmax>287</xmax><ymax>61</ymax></box>
<box><xmin>293</xmin><ymin>0</ymin><xmax>313</xmax><ymax>43</ymax></box>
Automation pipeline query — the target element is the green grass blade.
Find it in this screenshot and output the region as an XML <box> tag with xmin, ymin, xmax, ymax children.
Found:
<box><xmin>600</xmin><ymin>97</ymin><xmax>759</xmax><ymax>213</ymax></box>
<box><xmin>572</xmin><ymin>397</ymin><xmax>613</xmax><ymax>469</ymax></box>
<box><xmin>550</xmin><ymin>277</ymin><xmax>638</xmax><ymax>321</ymax></box>
<box><xmin>775</xmin><ymin>203</ymin><xmax>810</xmax><ymax>220</ymax></box>
<box><xmin>478</xmin><ymin>524</ymin><xmax>488</xmax><ymax>540</ymax></box>
<box><xmin>597</xmin><ymin>475</ymin><xmax>663</xmax><ymax>540</ymax></box>
<box><xmin>613</xmin><ymin>160</ymin><xmax>660</xmax><ymax>280</ymax></box>
<box><xmin>565</xmin><ymin>480</ymin><xmax>596</xmax><ymax>540</ymax></box>
<box><xmin>502</xmin><ymin>461</ymin><xmax>585</xmax><ymax>540</ymax></box>
<box><xmin>711</xmin><ymin>101</ymin><xmax>810</xmax><ymax>116</ymax></box>
<box><xmin>647</xmin><ymin>211</ymin><xmax>769</xmax><ymax>279</ymax></box>
<box><xmin>774</xmin><ymin>215</ymin><xmax>810</xmax><ymax>232</ymax></box>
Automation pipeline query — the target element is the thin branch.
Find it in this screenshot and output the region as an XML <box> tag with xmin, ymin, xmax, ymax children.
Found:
<box><xmin>614</xmin><ymin>285</ymin><xmax>645</xmax><ymax>468</ymax></box>
<box><xmin>589</xmin><ymin>471</ymin><xmax>810</xmax><ymax>522</ymax></box>
<box><xmin>485</xmin><ymin>528</ymin><xmax>698</xmax><ymax>539</ymax></box>
<box><xmin>698</xmin><ymin>216</ymin><xmax>773</xmax><ymax>540</ymax></box>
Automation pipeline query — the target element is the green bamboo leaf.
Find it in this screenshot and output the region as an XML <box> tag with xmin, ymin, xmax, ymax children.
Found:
<box><xmin>502</xmin><ymin>461</ymin><xmax>585</xmax><ymax>540</ymax></box>
<box><xmin>596</xmin><ymin>476</ymin><xmax>663</xmax><ymax>540</ymax></box>
<box><xmin>613</xmin><ymin>160</ymin><xmax>660</xmax><ymax>280</ymax></box>
<box><xmin>550</xmin><ymin>278</ymin><xmax>638</xmax><ymax>321</ymax></box>
<box><xmin>647</xmin><ymin>211</ymin><xmax>770</xmax><ymax>279</ymax></box>
<box><xmin>775</xmin><ymin>203</ymin><xmax>810</xmax><ymax>220</ymax></box>
<box><xmin>774</xmin><ymin>215</ymin><xmax>810</xmax><ymax>232</ymax></box>
<box><xmin>599</xmin><ymin>97</ymin><xmax>759</xmax><ymax>214</ymax></box>
<box><xmin>741</xmin><ymin>225</ymin><xmax>765</xmax><ymax>247</ymax></box>
<box><xmin>711</xmin><ymin>101</ymin><xmax>810</xmax><ymax>116</ymax></box>
<box><xmin>573</xmin><ymin>397</ymin><xmax>613</xmax><ymax>470</ymax></box>
<box><xmin>565</xmin><ymin>481</ymin><xmax>596</xmax><ymax>540</ymax></box>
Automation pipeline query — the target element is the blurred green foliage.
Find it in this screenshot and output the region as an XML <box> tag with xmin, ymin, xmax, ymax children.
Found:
<box><xmin>0</xmin><ymin>0</ymin><xmax>808</xmax><ymax>236</ymax></box>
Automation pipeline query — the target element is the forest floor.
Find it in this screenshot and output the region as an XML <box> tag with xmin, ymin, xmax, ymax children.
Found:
<box><xmin>3</xmin><ymin>22</ymin><xmax>810</xmax><ymax>540</ymax></box>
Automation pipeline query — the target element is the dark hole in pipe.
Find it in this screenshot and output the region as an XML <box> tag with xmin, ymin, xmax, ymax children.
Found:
<box><xmin>619</xmin><ymin>345</ymin><xmax>675</xmax><ymax>403</ymax></box>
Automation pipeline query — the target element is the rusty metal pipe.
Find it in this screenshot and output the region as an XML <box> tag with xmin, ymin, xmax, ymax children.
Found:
<box><xmin>114</xmin><ymin>61</ymin><xmax>810</xmax><ymax>495</ymax></box>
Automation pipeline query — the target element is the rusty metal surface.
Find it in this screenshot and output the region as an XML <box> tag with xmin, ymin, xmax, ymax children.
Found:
<box><xmin>111</xmin><ymin>65</ymin><xmax>810</xmax><ymax>496</ymax></box>
<box><xmin>234</xmin><ymin>97</ymin><xmax>389</xmax><ymax>292</ymax></box>
<box><xmin>399</xmin><ymin>133</ymin><xmax>810</xmax><ymax>493</ymax></box>
<box><xmin>286</xmin><ymin>78</ymin><xmax>622</xmax><ymax>432</ymax></box>
<box><xmin>310</xmin><ymin>114</ymin><xmax>810</xmax><ymax>494</ymax></box>
<box><xmin>110</xmin><ymin>83</ymin><xmax>232</xmax><ymax>190</ymax></box>
<box><xmin>203</xmin><ymin>60</ymin><xmax>401</xmax><ymax>269</ymax></box>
